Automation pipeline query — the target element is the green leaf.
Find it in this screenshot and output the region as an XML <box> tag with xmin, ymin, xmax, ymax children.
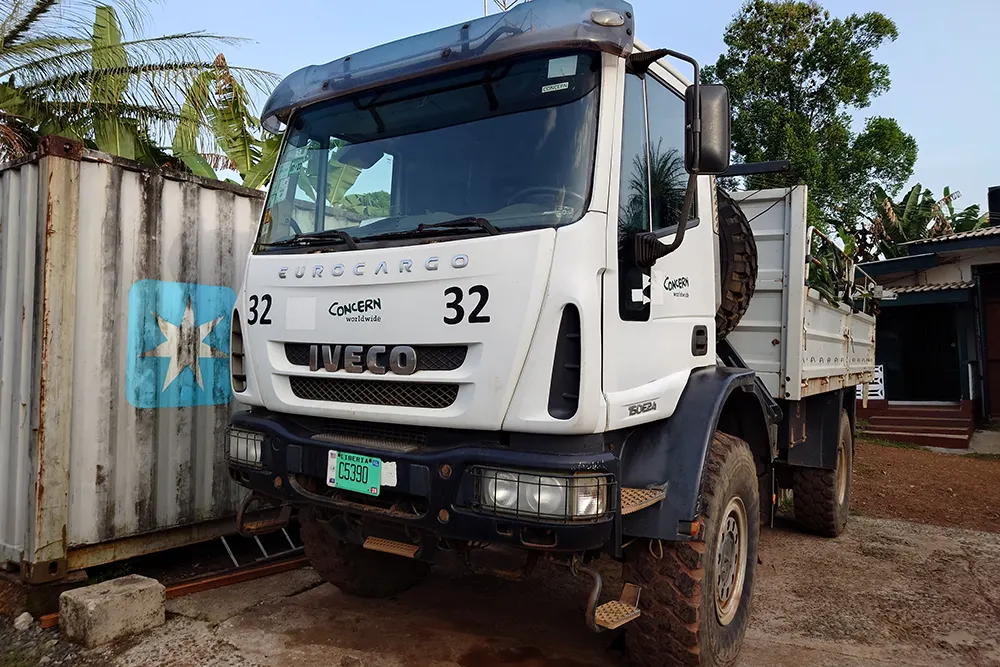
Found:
<box><xmin>93</xmin><ymin>116</ymin><xmax>139</xmax><ymax>159</ymax></box>
<box><xmin>90</xmin><ymin>6</ymin><xmax>128</xmax><ymax>105</ymax></box>
<box><xmin>242</xmin><ymin>134</ymin><xmax>281</xmax><ymax>189</ymax></box>
<box><xmin>211</xmin><ymin>54</ymin><xmax>258</xmax><ymax>174</ymax></box>
<box><xmin>172</xmin><ymin>69</ymin><xmax>216</xmax><ymax>157</ymax></box>
<box><xmin>176</xmin><ymin>151</ymin><xmax>218</xmax><ymax>179</ymax></box>
<box><xmin>326</xmin><ymin>158</ymin><xmax>361</xmax><ymax>205</ymax></box>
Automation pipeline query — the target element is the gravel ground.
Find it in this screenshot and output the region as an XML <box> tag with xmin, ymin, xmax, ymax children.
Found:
<box><xmin>0</xmin><ymin>615</ymin><xmax>83</xmax><ymax>667</ymax></box>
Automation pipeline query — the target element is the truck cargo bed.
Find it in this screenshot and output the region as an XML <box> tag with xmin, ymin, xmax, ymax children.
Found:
<box><xmin>726</xmin><ymin>186</ymin><xmax>876</xmax><ymax>401</ymax></box>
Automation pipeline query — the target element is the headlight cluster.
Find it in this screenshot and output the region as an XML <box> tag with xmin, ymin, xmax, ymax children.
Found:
<box><xmin>475</xmin><ymin>467</ymin><xmax>610</xmax><ymax>520</ymax></box>
<box><xmin>226</xmin><ymin>428</ymin><xmax>264</xmax><ymax>469</ymax></box>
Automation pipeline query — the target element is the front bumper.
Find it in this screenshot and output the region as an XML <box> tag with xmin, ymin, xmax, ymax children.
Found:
<box><xmin>226</xmin><ymin>409</ymin><xmax>619</xmax><ymax>555</ymax></box>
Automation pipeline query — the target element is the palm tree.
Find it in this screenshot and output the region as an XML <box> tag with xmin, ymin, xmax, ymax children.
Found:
<box><xmin>0</xmin><ymin>0</ymin><xmax>273</xmax><ymax>165</ymax></box>
<box><xmin>618</xmin><ymin>139</ymin><xmax>687</xmax><ymax>248</ymax></box>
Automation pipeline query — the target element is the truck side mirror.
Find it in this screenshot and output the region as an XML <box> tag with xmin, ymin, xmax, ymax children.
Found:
<box><xmin>685</xmin><ymin>84</ymin><xmax>731</xmax><ymax>175</ymax></box>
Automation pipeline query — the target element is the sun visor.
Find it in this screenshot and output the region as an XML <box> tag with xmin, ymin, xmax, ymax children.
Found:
<box><xmin>260</xmin><ymin>0</ymin><xmax>635</xmax><ymax>133</ymax></box>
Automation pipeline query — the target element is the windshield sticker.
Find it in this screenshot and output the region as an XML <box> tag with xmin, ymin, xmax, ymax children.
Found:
<box><xmin>547</xmin><ymin>55</ymin><xmax>578</xmax><ymax>78</ymax></box>
<box><xmin>542</xmin><ymin>82</ymin><xmax>570</xmax><ymax>94</ymax></box>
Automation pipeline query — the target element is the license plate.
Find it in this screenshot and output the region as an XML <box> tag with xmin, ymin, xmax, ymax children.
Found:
<box><xmin>327</xmin><ymin>450</ymin><xmax>381</xmax><ymax>496</ymax></box>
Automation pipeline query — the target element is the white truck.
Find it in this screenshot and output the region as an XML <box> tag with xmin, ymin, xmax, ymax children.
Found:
<box><xmin>224</xmin><ymin>1</ymin><xmax>877</xmax><ymax>664</ymax></box>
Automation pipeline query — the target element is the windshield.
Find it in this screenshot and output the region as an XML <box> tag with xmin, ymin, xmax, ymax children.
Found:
<box><xmin>255</xmin><ymin>50</ymin><xmax>601</xmax><ymax>251</ymax></box>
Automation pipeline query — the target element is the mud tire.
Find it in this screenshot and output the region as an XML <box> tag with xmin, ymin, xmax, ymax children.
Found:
<box><xmin>792</xmin><ymin>409</ymin><xmax>853</xmax><ymax>537</ymax></box>
<box><xmin>298</xmin><ymin>507</ymin><xmax>429</xmax><ymax>598</ymax></box>
<box><xmin>716</xmin><ymin>188</ymin><xmax>758</xmax><ymax>341</ymax></box>
<box><xmin>623</xmin><ymin>432</ymin><xmax>760</xmax><ymax>667</ymax></box>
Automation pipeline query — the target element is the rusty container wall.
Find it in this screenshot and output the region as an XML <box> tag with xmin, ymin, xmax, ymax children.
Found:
<box><xmin>0</xmin><ymin>141</ymin><xmax>264</xmax><ymax>581</ymax></box>
<box><xmin>0</xmin><ymin>157</ymin><xmax>41</xmax><ymax>569</ymax></box>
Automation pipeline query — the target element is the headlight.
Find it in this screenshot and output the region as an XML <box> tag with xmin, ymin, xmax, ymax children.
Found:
<box><xmin>520</xmin><ymin>475</ymin><xmax>568</xmax><ymax>516</ymax></box>
<box><xmin>474</xmin><ymin>467</ymin><xmax>610</xmax><ymax>520</ymax></box>
<box><xmin>483</xmin><ymin>470</ymin><xmax>519</xmax><ymax>509</ymax></box>
<box><xmin>226</xmin><ymin>428</ymin><xmax>264</xmax><ymax>468</ymax></box>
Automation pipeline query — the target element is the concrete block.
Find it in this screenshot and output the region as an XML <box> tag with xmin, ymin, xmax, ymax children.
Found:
<box><xmin>59</xmin><ymin>574</ymin><xmax>165</xmax><ymax>648</ymax></box>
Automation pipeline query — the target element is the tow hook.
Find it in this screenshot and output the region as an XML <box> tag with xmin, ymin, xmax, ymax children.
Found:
<box><xmin>236</xmin><ymin>492</ymin><xmax>293</xmax><ymax>537</ymax></box>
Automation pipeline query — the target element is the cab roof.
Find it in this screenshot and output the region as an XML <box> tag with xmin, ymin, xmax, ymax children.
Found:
<box><xmin>260</xmin><ymin>0</ymin><xmax>635</xmax><ymax>133</ymax></box>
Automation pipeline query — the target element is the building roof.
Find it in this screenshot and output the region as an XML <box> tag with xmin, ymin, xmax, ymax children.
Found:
<box><xmin>887</xmin><ymin>281</ymin><xmax>974</xmax><ymax>294</ymax></box>
<box><xmin>903</xmin><ymin>226</ymin><xmax>1000</xmax><ymax>245</ymax></box>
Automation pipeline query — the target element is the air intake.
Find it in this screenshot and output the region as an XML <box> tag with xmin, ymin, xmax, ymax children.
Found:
<box><xmin>548</xmin><ymin>304</ymin><xmax>582</xmax><ymax>419</ymax></box>
<box><xmin>231</xmin><ymin>310</ymin><xmax>246</xmax><ymax>393</ymax></box>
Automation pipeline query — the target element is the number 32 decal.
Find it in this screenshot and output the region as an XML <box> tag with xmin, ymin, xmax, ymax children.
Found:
<box><xmin>444</xmin><ymin>285</ymin><xmax>490</xmax><ymax>325</ymax></box>
<box><xmin>246</xmin><ymin>294</ymin><xmax>272</xmax><ymax>325</ymax></box>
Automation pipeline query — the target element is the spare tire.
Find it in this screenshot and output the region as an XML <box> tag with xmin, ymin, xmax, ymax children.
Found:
<box><xmin>716</xmin><ymin>188</ymin><xmax>758</xmax><ymax>341</ymax></box>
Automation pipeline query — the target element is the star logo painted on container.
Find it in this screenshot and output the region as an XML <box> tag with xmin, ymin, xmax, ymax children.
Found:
<box><xmin>126</xmin><ymin>280</ymin><xmax>236</xmax><ymax>408</ymax></box>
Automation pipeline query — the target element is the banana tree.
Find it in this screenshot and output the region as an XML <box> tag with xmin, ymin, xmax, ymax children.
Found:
<box><xmin>171</xmin><ymin>53</ymin><xmax>282</xmax><ymax>188</ymax></box>
<box><xmin>0</xmin><ymin>0</ymin><xmax>272</xmax><ymax>164</ymax></box>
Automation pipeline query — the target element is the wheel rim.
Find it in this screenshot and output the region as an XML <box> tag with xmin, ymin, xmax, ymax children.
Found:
<box><xmin>714</xmin><ymin>496</ymin><xmax>748</xmax><ymax>627</ymax></box>
<box><xmin>836</xmin><ymin>443</ymin><xmax>848</xmax><ymax>506</ymax></box>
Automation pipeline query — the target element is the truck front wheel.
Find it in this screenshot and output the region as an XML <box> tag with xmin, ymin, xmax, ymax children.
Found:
<box><xmin>299</xmin><ymin>507</ymin><xmax>429</xmax><ymax>598</ymax></box>
<box><xmin>623</xmin><ymin>432</ymin><xmax>760</xmax><ymax>667</ymax></box>
<box><xmin>791</xmin><ymin>409</ymin><xmax>852</xmax><ymax>537</ymax></box>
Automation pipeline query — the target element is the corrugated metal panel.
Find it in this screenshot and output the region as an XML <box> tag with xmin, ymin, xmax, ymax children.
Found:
<box><xmin>0</xmin><ymin>158</ymin><xmax>41</xmax><ymax>566</ymax></box>
<box><xmin>904</xmin><ymin>226</ymin><xmax>1000</xmax><ymax>245</ymax></box>
<box><xmin>0</xmin><ymin>143</ymin><xmax>264</xmax><ymax>575</ymax></box>
<box><xmin>887</xmin><ymin>281</ymin><xmax>974</xmax><ymax>294</ymax></box>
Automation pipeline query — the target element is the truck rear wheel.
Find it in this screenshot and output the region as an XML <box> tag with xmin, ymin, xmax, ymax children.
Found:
<box><xmin>299</xmin><ymin>507</ymin><xmax>429</xmax><ymax>598</ymax></box>
<box><xmin>716</xmin><ymin>188</ymin><xmax>758</xmax><ymax>341</ymax></box>
<box><xmin>792</xmin><ymin>409</ymin><xmax>852</xmax><ymax>537</ymax></box>
<box><xmin>623</xmin><ymin>432</ymin><xmax>760</xmax><ymax>667</ymax></box>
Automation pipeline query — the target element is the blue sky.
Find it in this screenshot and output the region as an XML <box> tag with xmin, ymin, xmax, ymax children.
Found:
<box><xmin>149</xmin><ymin>0</ymin><xmax>998</xmax><ymax>211</ymax></box>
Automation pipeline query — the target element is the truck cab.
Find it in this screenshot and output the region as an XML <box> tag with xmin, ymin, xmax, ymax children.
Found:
<box><xmin>225</xmin><ymin>2</ymin><xmax>876</xmax><ymax>665</ymax></box>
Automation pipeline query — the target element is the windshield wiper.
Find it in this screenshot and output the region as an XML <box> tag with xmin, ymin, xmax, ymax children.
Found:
<box><xmin>363</xmin><ymin>216</ymin><xmax>500</xmax><ymax>242</ymax></box>
<box><xmin>264</xmin><ymin>228</ymin><xmax>359</xmax><ymax>250</ymax></box>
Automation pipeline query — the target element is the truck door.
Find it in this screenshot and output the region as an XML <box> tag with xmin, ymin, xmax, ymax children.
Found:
<box><xmin>602</xmin><ymin>64</ymin><xmax>717</xmax><ymax>429</ymax></box>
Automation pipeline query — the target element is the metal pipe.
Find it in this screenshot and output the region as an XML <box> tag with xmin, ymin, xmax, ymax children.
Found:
<box><xmin>576</xmin><ymin>562</ymin><xmax>604</xmax><ymax>633</ymax></box>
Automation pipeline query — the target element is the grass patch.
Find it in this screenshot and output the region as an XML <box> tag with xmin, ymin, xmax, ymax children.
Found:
<box><xmin>1</xmin><ymin>645</ymin><xmax>38</xmax><ymax>667</ymax></box>
<box><xmin>860</xmin><ymin>437</ymin><xmax>923</xmax><ymax>451</ymax></box>
<box><xmin>964</xmin><ymin>452</ymin><xmax>1000</xmax><ymax>462</ymax></box>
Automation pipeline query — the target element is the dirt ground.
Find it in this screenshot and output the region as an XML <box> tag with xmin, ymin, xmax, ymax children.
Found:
<box><xmin>64</xmin><ymin>511</ymin><xmax>1000</xmax><ymax>667</ymax></box>
<box><xmin>7</xmin><ymin>441</ymin><xmax>1000</xmax><ymax>667</ymax></box>
<box><xmin>853</xmin><ymin>440</ymin><xmax>1000</xmax><ymax>532</ymax></box>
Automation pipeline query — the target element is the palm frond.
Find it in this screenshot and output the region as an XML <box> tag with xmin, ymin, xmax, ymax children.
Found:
<box><xmin>1</xmin><ymin>31</ymin><xmax>252</xmax><ymax>81</ymax></box>
<box><xmin>2</xmin><ymin>0</ymin><xmax>59</xmax><ymax>46</ymax></box>
<box><xmin>2</xmin><ymin>0</ymin><xmax>148</xmax><ymax>47</ymax></box>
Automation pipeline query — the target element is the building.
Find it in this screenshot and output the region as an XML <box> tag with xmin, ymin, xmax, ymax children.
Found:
<box><xmin>857</xmin><ymin>186</ymin><xmax>1000</xmax><ymax>448</ymax></box>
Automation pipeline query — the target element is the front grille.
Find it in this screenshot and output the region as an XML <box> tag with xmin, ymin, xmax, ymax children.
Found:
<box><xmin>289</xmin><ymin>376</ymin><xmax>459</xmax><ymax>409</ymax></box>
<box><xmin>312</xmin><ymin>420</ymin><xmax>427</xmax><ymax>452</ymax></box>
<box><xmin>284</xmin><ymin>343</ymin><xmax>467</xmax><ymax>371</ymax></box>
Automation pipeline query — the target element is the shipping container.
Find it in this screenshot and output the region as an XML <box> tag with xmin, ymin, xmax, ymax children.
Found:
<box><xmin>0</xmin><ymin>137</ymin><xmax>263</xmax><ymax>583</ymax></box>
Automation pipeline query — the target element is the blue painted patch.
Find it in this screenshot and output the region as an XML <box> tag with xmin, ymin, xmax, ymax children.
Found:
<box><xmin>126</xmin><ymin>279</ymin><xmax>236</xmax><ymax>408</ymax></box>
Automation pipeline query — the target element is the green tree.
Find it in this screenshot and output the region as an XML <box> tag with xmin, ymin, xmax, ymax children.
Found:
<box><xmin>703</xmin><ymin>0</ymin><xmax>918</xmax><ymax>228</ymax></box>
<box><xmin>0</xmin><ymin>0</ymin><xmax>272</xmax><ymax>168</ymax></box>
<box><xmin>868</xmin><ymin>184</ymin><xmax>987</xmax><ymax>258</ymax></box>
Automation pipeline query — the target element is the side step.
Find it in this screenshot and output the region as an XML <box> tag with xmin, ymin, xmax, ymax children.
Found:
<box><xmin>363</xmin><ymin>536</ymin><xmax>420</xmax><ymax>559</ymax></box>
<box><xmin>236</xmin><ymin>493</ymin><xmax>292</xmax><ymax>537</ymax></box>
<box><xmin>595</xmin><ymin>582</ymin><xmax>642</xmax><ymax>630</ymax></box>
<box><xmin>621</xmin><ymin>487</ymin><xmax>666</xmax><ymax>515</ymax></box>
